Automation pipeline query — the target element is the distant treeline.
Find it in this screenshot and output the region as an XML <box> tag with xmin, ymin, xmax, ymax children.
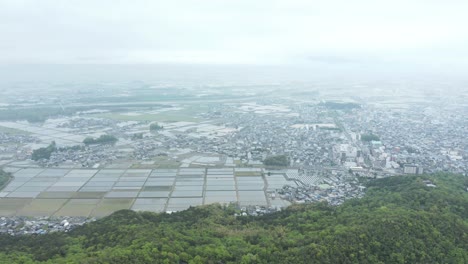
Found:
<box><xmin>0</xmin><ymin>107</ymin><xmax>85</xmax><ymax>123</ymax></box>
<box><xmin>361</xmin><ymin>133</ymin><xmax>380</xmax><ymax>142</ymax></box>
<box><xmin>83</xmin><ymin>134</ymin><xmax>118</xmax><ymax>145</ymax></box>
<box><xmin>263</xmin><ymin>155</ymin><xmax>289</xmax><ymax>167</ymax></box>
<box><xmin>0</xmin><ymin>104</ymin><xmax>172</xmax><ymax>122</ymax></box>
<box><xmin>320</xmin><ymin>101</ymin><xmax>361</xmax><ymax>110</ymax></box>
<box><xmin>150</xmin><ymin>123</ymin><xmax>164</xmax><ymax>131</ymax></box>
<box><xmin>31</xmin><ymin>141</ymin><xmax>57</xmax><ymax>161</ymax></box>
<box><xmin>0</xmin><ymin>169</ymin><xmax>12</xmax><ymax>190</ymax></box>
<box><xmin>318</xmin><ymin>126</ymin><xmax>341</xmax><ymax>131</ymax></box>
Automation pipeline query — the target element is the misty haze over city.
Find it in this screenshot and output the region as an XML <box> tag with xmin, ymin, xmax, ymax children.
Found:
<box><xmin>0</xmin><ymin>1</ymin><xmax>467</xmax><ymax>263</ymax></box>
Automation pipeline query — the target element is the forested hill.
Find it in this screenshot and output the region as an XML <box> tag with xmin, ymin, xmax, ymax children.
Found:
<box><xmin>1</xmin><ymin>174</ymin><xmax>467</xmax><ymax>264</ymax></box>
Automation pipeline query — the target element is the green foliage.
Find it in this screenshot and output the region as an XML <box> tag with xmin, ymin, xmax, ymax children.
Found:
<box><xmin>83</xmin><ymin>134</ymin><xmax>118</xmax><ymax>145</ymax></box>
<box><xmin>0</xmin><ymin>169</ymin><xmax>12</xmax><ymax>190</ymax></box>
<box><xmin>149</xmin><ymin>123</ymin><xmax>164</xmax><ymax>131</ymax></box>
<box><xmin>0</xmin><ymin>174</ymin><xmax>467</xmax><ymax>263</ymax></box>
<box><xmin>318</xmin><ymin>126</ymin><xmax>342</xmax><ymax>131</ymax></box>
<box><xmin>320</xmin><ymin>101</ymin><xmax>361</xmax><ymax>110</ymax></box>
<box><xmin>361</xmin><ymin>133</ymin><xmax>380</xmax><ymax>142</ymax></box>
<box><xmin>31</xmin><ymin>141</ymin><xmax>56</xmax><ymax>161</ymax></box>
<box><xmin>263</xmin><ymin>155</ymin><xmax>289</xmax><ymax>167</ymax></box>
<box><xmin>0</xmin><ymin>107</ymin><xmax>89</xmax><ymax>123</ymax></box>
<box><xmin>132</xmin><ymin>133</ymin><xmax>144</xmax><ymax>140</ymax></box>
<box><xmin>0</xmin><ymin>105</ymin><xmax>165</xmax><ymax>123</ymax></box>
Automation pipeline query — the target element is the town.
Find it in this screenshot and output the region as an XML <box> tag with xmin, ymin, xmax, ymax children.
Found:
<box><xmin>0</xmin><ymin>82</ymin><xmax>466</xmax><ymax>232</ymax></box>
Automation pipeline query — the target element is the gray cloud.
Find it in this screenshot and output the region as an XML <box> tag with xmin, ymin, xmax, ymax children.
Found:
<box><xmin>1</xmin><ymin>0</ymin><xmax>467</xmax><ymax>68</ymax></box>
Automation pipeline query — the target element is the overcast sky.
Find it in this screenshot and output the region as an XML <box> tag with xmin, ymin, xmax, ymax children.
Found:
<box><xmin>1</xmin><ymin>0</ymin><xmax>468</xmax><ymax>68</ymax></box>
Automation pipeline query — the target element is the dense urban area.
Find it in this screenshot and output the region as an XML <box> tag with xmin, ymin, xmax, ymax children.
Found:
<box><xmin>0</xmin><ymin>81</ymin><xmax>466</xmax><ymax>235</ymax></box>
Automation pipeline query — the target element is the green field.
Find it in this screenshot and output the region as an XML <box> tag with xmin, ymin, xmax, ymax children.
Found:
<box><xmin>37</xmin><ymin>192</ymin><xmax>77</xmax><ymax>199</ymax></box>
<box><xmin>234</xmin><ymin>171</ymin><xmax>263</xmax><ymax>176</ymax></box>
<box><xmin>73</xmin><ymin>192</ymin><xmax>107</xmax><ymax>199</ymax></box>
<box><xmin>91</xmin><ymin>198</ymin><xmax>135</xmax><ymax>217</ymax></box>
<box><xmin>142</xmin><ymin>186</ymin><xmax>172</xmax><ymax>192</ymax></box>
<box><xmin>17</xmin><ymin>199</ymin><xmax>68</xmax><ymax>216</ymax></box>
<box><xmin>130</xmin><ymin>156</ymin><xmax>181</xmax><ymax>169</ymax></box>
<box><xmin>54</xmin><ymin>199</ymin><xmax>101</xmax><ymax>217</ymax></box>
<box><xmin>93</xmin><ymin>104</ymin><xmax>211</xmax><ymax>123</ymax></box>
<box><xmin>0</xmin><ymin>125</ymin><xmax>31</xmax><ymax>135</ymax></box>
<box><xmin>95</xmin><ymin>112</ymin><xmax>201</xmax><ymax>122</ymax></box>
<box><xmin>154</xmin><ymin>156</ymin><xmax>181</xmax><ymax>168</ymax></box>
<box><xmin>0</xmin><ymin>198</ymin><xmax>32</xmax><ymax>216</ymax></box>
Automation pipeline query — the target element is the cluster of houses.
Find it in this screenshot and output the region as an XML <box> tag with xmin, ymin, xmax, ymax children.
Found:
<box><xmin>0</xmin><ymin>216</ymin><xmax>94</xmax><ymax>236</ymax></box>
<box><xmin>278</xmin><ymin>174</ymin><xmax>365</xmax><ymax>206</ymax></box>
<box><xmin>0</xmin><ymin>133</ymin><xmax>39</xmax><ymax>163</ymax></box>
<box><xmin>2</xmin><ymin>98</ymin><xmax>465</xmax><ymax>187</ymax></box>
<box><xmin>336</xmin><ymin>104</ymin><xmax>467</xmax><ymax>176</ymax></box>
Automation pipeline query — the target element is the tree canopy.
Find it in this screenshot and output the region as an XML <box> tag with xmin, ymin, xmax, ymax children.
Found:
<box><xmin>319</xmin><ymin>102</ymin><xmax>361</xmax><ymax>110</ymax></box>
<box><xmin>83</xmin><ymin>134</ymin><xmax>118</xmax><ymax>145</ymax></box>
<box><xmin>31</xmin><ymin>141</ymin><xmax>56</xmax><ymax>161</ymax></box>
<box><xmin>361</xmin><ymin>133</ymin><xmax>380</xmax><ymax>142</ymax></box>
<box><xmin>0</xmin><ymin>169</ymin><xmax>12</xmax><ymax>191</ymax></box>
<box><xmin>150</xmin><ymin>123</ymin><xmax>164</xmax><ymax>131</ymax></box>
<box><xmin>0</xmin><ymin>173</ymin><xmax>467</xmax><ymax>263</ymax></box>
<box><xmin>263</xmin><ymin>155</ymin><xmax>289</xmax><ymax>167</ymax></box>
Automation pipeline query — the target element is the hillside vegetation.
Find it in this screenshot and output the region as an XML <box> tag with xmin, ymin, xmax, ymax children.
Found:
<box><xmin>0</xmin><ymin>173</ymin><xmax>467</xmax><ymax>263</ymax></box>
<box><xmin>0</xmin><ymin>169</ymin><xmax>12</xmax><ymax>190</ymax></box>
